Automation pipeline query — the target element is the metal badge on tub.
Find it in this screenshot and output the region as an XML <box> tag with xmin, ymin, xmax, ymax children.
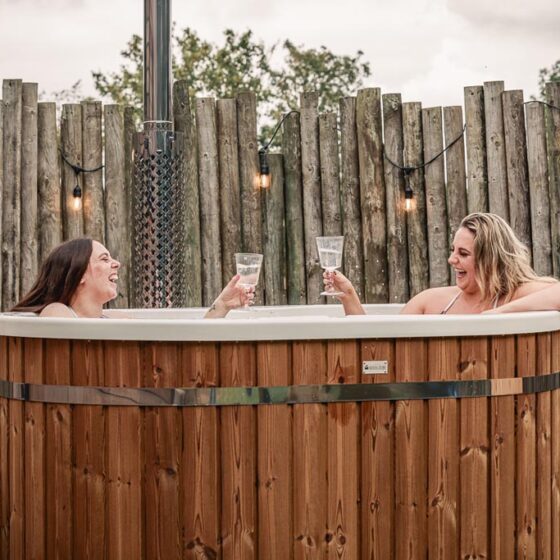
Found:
<box><xmin>362</xmin><ymin>360</ymin><xmax>389</xmax><ymax>375</ymax></box>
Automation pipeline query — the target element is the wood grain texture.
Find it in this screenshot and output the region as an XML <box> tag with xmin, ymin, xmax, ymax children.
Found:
<box><xmin>383</xmin><ymin>94</ymin><xmax>409</xmax><ymax>303</ymax></box>
<box><xmin>545</xmin><ymin>83</ymin><xmax>560</xmax><ymax>275</ymax></box>
<box><xmin>551</xmin><ymin>331</ymin><xmax>560</xmax><ymax>559</ymax></box>
<box><xmin>20</xmin><ymin>83</ymin><xmax>39</xmax><ymax>297</ymax></box>
<box><xmin>300</xmin><ymin>92</ymin><xmax>324</xmax><ymax>304</ymax></box>
<box><xmin>464</xmin><ymin>86</ymin><xmax>488</xmax><ymax>213</ymax></box>
<box><xmin>489</xmin><ymin>335</ymin><xmax>516</xmax><ymax>559</ymax></box>
<box><xmin>360</xmin><ymin>340</ymin><xmax>395</xmax><ymax>560</ymax></box>
<box><xmin>483</xmin><ymin>81</ymin><xmax>509</xmax><ymax>219</ymax></box>
<box><xmin>402</xmin><ymin>102</ymin><xmax>429</xmax><ymax>297</ymax></box>
<box><xmin>319</xmin><ymin>112</ymin><xmax>342</xmax><ymax>237</ymax></box>
<box><xmin>339</xmin><ymin>97</ymin><xmax>364</xmax><ymax>301</ymax></box>
<box><xmin>37</xmin><ymin>103</ymin><xmax>62</xmax><ymax>264</ymax></box>
<box><xmin>356</xmin><ymin>88</ymin><xmax>388</xmax><ymax>303</ymax></box>
<box><xmin>0</xmin><ymin>337</ymin><xmax>7</xmax><ymax>559</ymax></box>
<box><xmin>503</xmin><ymin>90</ymin><xmax>531</xmax><ymax>249</ymax></box>
<box><xmin>282</xmin><ymin>112</ymin><xmax>307</xmax><ymax>305</ymax></box>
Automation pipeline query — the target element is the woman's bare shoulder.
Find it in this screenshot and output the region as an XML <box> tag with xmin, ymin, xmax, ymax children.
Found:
<box><xmin>39</xmin><ymin>303</ymin><xmax>75</xmax><ymax>318</ymax></box>
<box><xmin>401</xmin><ymin>286</ymin><xmax>459</xmax><ymax>314</ymax></box>
<box><xmin>513</xmin><ymin>279</ymin><xmax>559</xmax><ymax>299</ymax></box>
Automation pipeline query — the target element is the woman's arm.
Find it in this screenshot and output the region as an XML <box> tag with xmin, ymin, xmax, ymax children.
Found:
<box><xmin>490</xmin><ymin>282</ymin><xmax>560</xmax><ymax>313</ymax></box>
<box><xmin>325</xmin><ymin>271</ymin><xmax>366</xmax><ymax>315</ymax></box>
<box><xmin>204</xmin><ymin>274</ymin><xmax>254</xmax><ymax>318</ymax></box>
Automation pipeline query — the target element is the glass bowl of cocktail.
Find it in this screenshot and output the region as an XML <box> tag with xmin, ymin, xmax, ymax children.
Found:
<box><xmin>235</xmin><ymin>253</ymin><xmax>263</xmax><ymax>307</ymax></box>
<box><xmin>316</xmin><ymin>236</ymin><xmax>344</xmax><ymax>296</ymax></box>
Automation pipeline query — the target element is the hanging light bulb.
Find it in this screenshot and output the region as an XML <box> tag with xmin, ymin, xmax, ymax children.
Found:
<box><xmin>259</xmin><ymin>149</ymin><xmax>270</xmax><ymax>189</ymax></box>
<box><xmin>404</xmin><ymin>171</ymin><xmax>414</xmax><ymax>212</ymax></box>
<box><xmin>73</xmin><ymin>184</ymin><xmax>82</xmax><ymax>211</ymax></box>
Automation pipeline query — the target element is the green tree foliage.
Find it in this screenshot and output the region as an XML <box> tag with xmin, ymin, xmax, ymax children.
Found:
<box><xmin>91</xmin><ymin>28</ymin><xmax>371</xmax><ymax>141</ymax></box>
<box><xmin>538</xmin><ymin>60</ymin><xmax>560</xmax><ymax>99</ymax></box>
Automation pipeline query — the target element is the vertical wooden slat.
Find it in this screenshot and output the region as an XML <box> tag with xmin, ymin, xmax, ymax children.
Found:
<box><xmin>104</xmin><ymin>341</ymin><xmax>143</xmax><ymax>558</ymax></box>
<box><xmin>104</xmin><ymin>105</ymin><xmax>129</xmax><ymax>309</ymax></box>
<box><xmin>517</xmin><ymin>334</ymin><xmax>537</xmax><ymax>559</ymax></box>
<box><xmin>383</xmin><ymin>93</ymin><xmax>409</xmax><ymax>303</ymax></box>
<box><xmin>60</xmin><ymin>103</ymin><xmax>84</xmax><ymax>239</ymax></box>
<box><xmin>550</xmin><ymin>331</ymin><xmax>560</xmax><ymax>559</ymax></box>
<box><xmin>8</xmin><ymin>338</ymin><xmax>24</xmax><ymax>558</ymax></box>
<box><xmin>257</xmin><ymin>342</ymin><xmax>292</xmax><ymax>559</ymax></box>
<box><xmin>196</xmin><ymin>98</ymin><xmax>222</xmax><ymax>306</ymax></box>
<box><xmin>72</xmin><ymin>340</ymin><xmax>105</xmax><ymax>560</ymax></box>
<box><xmin>526</xmin><ymin>101</ymin><xmax>553</xmax><ymax>275</ymax></box>
<box><xmin>282</xmin><ymin>112</ymin><xmax>306</xmax><ymax>305</ymax></box>
<box><xmin>144</xmin><ymin>343</ymin><xmax>182</xmax><ymax>559</ymax></box>
<box><xmin>545</xmin><ymin>83</ymin><xmax>560</xmax><ymax>276</ymax></box>
<box><xmin>300</xmin><ymin>92</ymin><xmax>323</xmax><ymax>304</ymax></box>
<box><xmin>174</xmin><ymin>81</ymin><xmax>202</xmax><ymax>307</ymax></box>
<box><xmin>319</xmin><ymin>112</ymin><xmax>342</xmax><ymax>236</ymax></box>
<box><xmin>443</xmin><ymin>106</ymin><xmax>467</xmax><ymax>244</ymax></box>
<box><xmin>422</xmin><ymin>106</ymin><xmax>449</xmax><ymax>287</ymax></box>
<box><xmin>2</xmin><ymin>79</ymin><xmax>22</xmax><ymax>310</ymax></box>
<box><xmin>0</xmin><ymin>338</ymin><xmax>8</xmax><ymax>559</ymax></box>
<box><xmin>217</xmin><ymin>99</ymin><xmax>242</xmax><ymax>285</ymax></box>
<box><xmin>20</xmin><ymin>83</ymin><xmax>39</xmax><ymax>297</ymax></box>
<box><xmin>181</xmin><ymin>343</ymin><xmax>221</xmax><ymax>558</ymax></box>
<box><xmin>503</xmin><ymin>90</ymin><xmax>531</xmax><ymax>249</ymax></box>
<box><xmin>24</xmin><ymin>339</ymin><xmax>46</xmax><ymax>560</ymax></box>
<box><xmin>237</xmin><ymin>92</ymin><xmax>263</xmax><ymax>304</ymax></box>
<box><xmin>483</xmin><ymin>81</ymin><xmax>509</xmax><ymax>219</ymax></box>
<box><xmin>123</xmin><ymin>106</ymin><xmax>135</xmax><ymax>302</ymax></box>
<box><xmin>339</xmin><ymin>97</ymin><xmax>364</xmax><ymax>301</ymax></box>
<box><xmin>356</xmin><ymin>88</ymin><xmax>388</xmax><ymax>303</ymax></box>
<box><xmin>37</xmin><ymin>102</ymin><xmax>62</xmax><ymax>263</ymax></box>
<box><xmin>360</xmin><ymin>340</ymin><xmax>394</xmax><ymax>560</ymax></box>
<box><xmin>402</xmin><ymin>102</ymin><xmax>429</xmax><ymax>297</ymax></box>
<box><xmin>460</xmin><ymin>337</ymin><xmax>489</xmax><ymax>559</ymax></box>
<box><xmin>326</xmin><ymin>341</ymin><xmax>360</xmax><ymax>558</ymax></box>
<box><xmin>82</xmin><ymin>101</ymin><xmax>105</xmax><ymax>243</ymax></box>
<box><xmin>293</xmin><ymin>341</ymin><xmax>328</xmax><ymax>559</ymax></box>
<box><xmin>489</xmin><ymin>335</ymin><xmax>516</xmax><ymax>559</ymax></box>
<box><xmin>45</xmin><ymin>339</ymin><xmax>73</xmax><ymax>558</ymax></box>
<box><xmin>263</xmin><ymin>154</ymin><xmax>287</xmax><ymax>305</ymax></box>
<box><xmin>464</xmin><ymin>86</ymin><xmax>488</xmax><ymax>213</ymax></box>
<box><xmin>537</xmin><ymin>333</ymin><xmax>552</xmax><ymax>560</ymax></box>
<box><xmin>220</xmin><ymin>343</ymin><xmax>257</xmax><ymax>559</ymax></box>
<box><xmin>427</xmin><ymin>338</ymin><xmax>459</xmax><ymax>559</ymax></box>
<box><xmin>0</xmin><ymin>102</ymin><xmax>3</xmax><ymax>303</ymax></box>
<box><xmin>395</xmin><ymin>339</ymin><xmax>427</xmax><ymax>560</ymax></box>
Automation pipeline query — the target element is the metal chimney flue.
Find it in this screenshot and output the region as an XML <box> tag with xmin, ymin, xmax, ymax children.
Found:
<box><xmin>132</xmin><ymin>0</ymin><xmax>186</xmax><ymax>308</ymax></box>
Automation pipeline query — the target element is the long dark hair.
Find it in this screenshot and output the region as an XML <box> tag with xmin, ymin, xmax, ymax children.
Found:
<box><xmin>11</xmin><ymin>238</ymin><xmax>93</xmax><ymax>313</ymax></box>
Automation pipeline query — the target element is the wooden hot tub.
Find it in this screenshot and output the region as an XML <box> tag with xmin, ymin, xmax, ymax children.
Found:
<box><xmin>0</xmin><ymin>305</ymin><xmax>559</xmax><ymax>559</ymax></box>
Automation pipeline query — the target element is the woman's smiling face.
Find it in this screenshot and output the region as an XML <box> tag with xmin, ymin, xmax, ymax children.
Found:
<box><xmin>80</xmin><ymin>241</ymin><xmax>121</xmax><ymax>303</ymax></box>
<box><xmin>448</xmin><ymin>227</ymin><xmax>478</xmax><ymax>294</ymax></box>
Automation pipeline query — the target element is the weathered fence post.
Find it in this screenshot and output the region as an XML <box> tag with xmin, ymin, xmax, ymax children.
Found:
<box><xmin>82</xmin><ymin>101</ymin><xmax>105</xmax><ymax>243</ymax></box>
<box><xmin>422</xmin><ymin>106</ymin><xmax>449</xmax><ymax>287</ymax></box>
<box><xmin>356</xmin><ymin>88</ymin><xmax>388</xmax><ymax>303</ymax></box>
<box><xmin>503</xmin><ymin>90</ymin><xmax>531</xmax><ymax>249</ymax></box>
<box><xmin>282</xmin><ymin>111</ymin><xmax>307</xmax><ymax>305</ymax></box>
<box><xmin>484</xmin><ymin>81</ymin><xmax>509</xmax><ymax>220</ymax></box>
<box><xmin>300</xmin><ymin>92</ymin><xmax>323</xmax><ymax>303</ymax></box>
<box><xmin>464</xmin><ymin>86</ymin><xmax>488</xmax><ymax>213</ymax></box>
<box><xmin>21</xmin><ymin>82</ymin><xmax>39</xmax><ymax>296</ymax></box>
<box><xmin>2</xmin><ymin>79</ymin><xmax>22</xmax><ymax>310</ymax></box>
<box><xmin>319</xmin><ymin>112</ymin><xmax>342</xmax><ymax>237</ymax></box>
<box><xmin>403</xmin><ymin>102</ymin><xmax>429</xmax><ymax>297</ymax></box>
<box><xmin>104</xmin><ymin>105</ymin><xmax>130</xmax><ymax>308</ymax></box>
<box><xmin>196</xmin><ymin>98</ymin><xmax>222</xmax><ymax>307</ymax></box>
<box><xmin>173</xmin><ymin>81</ymin><xmax>202</xmax><ymax>307</ymax></box>
<box><xmin>339</xmin><ymin>97</ymin><xmax>364</xmax><ymax>301</ymax></box>
<box><xmin>526</xmin><ymin>101</ymin><xmax>552</xmax><ymax>275</ymax></box>
<box><xmin>383</xmin><ymin>93</ymin><xmax>409</xmax><ymax>303</ymax></box>
<box><xmin>37</xmin><ymin>103</ymin><xmax>62</xmax><ymax>263</ymax></box>
<box><xmin>217</xmin><ymin>99</ymin><xmax>242</xmax><ymax>286</ymax></box>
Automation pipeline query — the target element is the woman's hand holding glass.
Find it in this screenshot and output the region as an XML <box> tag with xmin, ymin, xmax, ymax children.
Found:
<box><xmin>322</xmin><ymin>270</ymin><xmax>355</xmax><ymax>300</ymax></box>
<box><xmin>205</xmin><ymin>274</ymin><xmax>255</xmax><ymax>318</ymax></box>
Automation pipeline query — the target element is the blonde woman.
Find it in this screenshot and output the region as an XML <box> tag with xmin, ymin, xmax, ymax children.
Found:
<box><xmin>327</xmin><ymin>212</ymin><xmax>556</xmax><ymax>315</ymax></box>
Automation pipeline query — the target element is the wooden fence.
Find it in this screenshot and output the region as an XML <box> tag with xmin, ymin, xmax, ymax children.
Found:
<box><xmin>1</xmin><ymin>78</ymin><xmax>560</xmax><ymax>310</ymax></box>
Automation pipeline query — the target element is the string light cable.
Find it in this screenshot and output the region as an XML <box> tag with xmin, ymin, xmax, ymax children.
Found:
<box><xmin>60</xmin><ymin>149</ymin><xmax>104</xmax><ymax>210</ymax></box>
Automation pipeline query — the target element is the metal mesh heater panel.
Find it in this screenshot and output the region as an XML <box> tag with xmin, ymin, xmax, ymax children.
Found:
<box><xmin>132</xmin><ymin>125</ymin><xmax>186</xmax><ymax>308</ymax></box>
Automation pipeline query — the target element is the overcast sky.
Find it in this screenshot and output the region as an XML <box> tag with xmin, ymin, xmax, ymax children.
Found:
<box><xmin>0</xmin><ymin>0</ymin><xmax>558</xmax><ymax>109</ymax></box>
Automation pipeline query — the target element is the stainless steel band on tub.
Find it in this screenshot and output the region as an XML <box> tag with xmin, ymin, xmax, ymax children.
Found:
<box><xmin>0</xmin><ymin>372</ymin><xmax>559</xmax><ymax>407</ymax></box>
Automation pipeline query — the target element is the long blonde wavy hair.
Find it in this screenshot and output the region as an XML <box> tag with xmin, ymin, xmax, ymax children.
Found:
<box><xmin>459</xmin><ymin>212</ymin><xmax>554</xmax><ymax>303</ymax></box>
